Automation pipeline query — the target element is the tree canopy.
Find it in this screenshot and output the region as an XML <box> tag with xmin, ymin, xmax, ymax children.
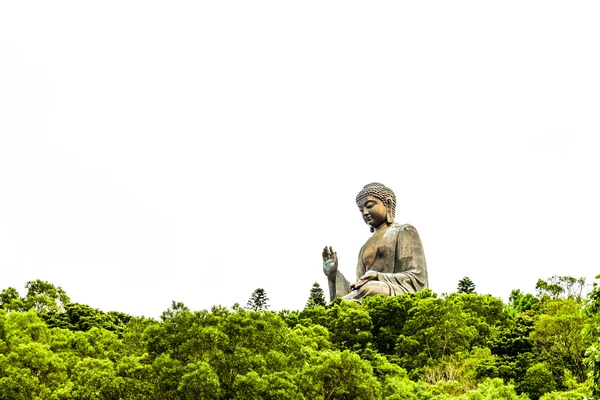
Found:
<box><xmin>0</xmin><ymin>276</ymin><xmax>595</xmax><ymax>399</ymax></box>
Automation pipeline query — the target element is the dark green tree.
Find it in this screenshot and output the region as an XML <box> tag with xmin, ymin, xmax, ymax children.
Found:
<box><xmin>457</xmin><ymin>276</ymin><xmax>476</xmax><ymax>294</ymax></box>
<box><xmin>246</xmin><ymin>288</ymin><xmax>269</xmax><ymax>311</ymax></box>
<box><xmin>306</xmin><ymin>282</ymin><xmax>326</xmax><ymax>308</ymax></box>
<box><xmin>43</xmin><ymin>303</ymin><xmax>132</xmax><ymax>334</ymax></box>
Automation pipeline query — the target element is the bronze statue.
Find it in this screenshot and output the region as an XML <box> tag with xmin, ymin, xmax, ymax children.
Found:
<box><xmin>322</xmin><ymin>183</ymin><xmax>428</xmax><ymax>301</ymax></box>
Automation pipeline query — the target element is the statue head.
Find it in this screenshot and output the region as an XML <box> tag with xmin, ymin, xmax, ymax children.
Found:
<box><xmin>356</xmin><ymin>183</ymin><xmax>396</xmax><ymax>232</ymax></box>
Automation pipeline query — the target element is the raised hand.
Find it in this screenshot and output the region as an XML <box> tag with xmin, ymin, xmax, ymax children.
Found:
<box><xmin>322</xmin><ymin>246</ymin><xmax>338</xmax><ymax>279</ymax></box>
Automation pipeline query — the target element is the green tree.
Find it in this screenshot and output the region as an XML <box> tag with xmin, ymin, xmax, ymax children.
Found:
<box><xmin>0</xmin><ymin>357</ymin><xmax>43</xmax><ymax>400</ymax></box>
<box><xmin>6</xmin><ymin>342</ymin><xmax>67</xmax><ymax>395</ymax></box>
<box><xmin>449</xmin><ymin>293</ymin><xmax>508</xmax><ymax>346</ymax></box>
<box><xmin>116</xmin><ymin>355</ymin><xmax>156</xmax><ymax>399</ymax></box>
<box><xmin>458</xmin><ymin>277</ymin><xmax>476</xmax><ymax>294</ymax></box>
<box><xmin>539</xmin><ymin>391</ymin><xmax>589</xmax><ymax>400</ymax></box>
<box><xmin>296</xmin><ymin>350</ymin><xmax>381</xmax><ymax>399</ymax></box>
<box><xmin>4</xmin><ymin>310</ymin><xmax>50</xmax><ymax>347</ymax></box>
<box><xmin>59</xmin><ymin>358</ymin><xmax>124</xmax><ymax>399</ymax></box>
<box><xmin>395</xmin><ymin>296</ymin><xmax>479</xmax><ymax>376</ymax></box>
<box><xmin>246</xmin><ymin>288</ymin><xmax>269</xmax><ymax>311</ymax></box>
<box><xmin>0</xmin><ymin>287</ymin><xmax>25</xmax><ymax>312</ymax></box>
<box><xmin>536</xmin><ymin>276</ymin><xmax>586</xmax><ymax>302</ymax></box>
<box><xmin>486</xmin><ymin>311</ymin><xmax>536</xmax><ymax>384</ymax></box>
<box><xmin>178</xmin><ymin>361</ymin><xmax>222</xmax><ymax>399</ymax></box>
<box><xmin>459</xmin><ymin>378</ymin><xmax>528</xmax><ymax>400</ymax></box>
<box><xmin>23</xmin><ymin>280</ymin><xmax>70</xmax><ymax>315</ymax></box>
<box><xmin>362</xmin><ymin>290</ymin><xmax>435</xmax><ymax>355</ymax></box>
<box><xmin>152</xmin><ymin>354</ymin><xmax>185</xmax><ymax>400</ymax></box>
<box><xmin>232</xmin><ymin>371</ymin><xmax>301</xmax><ymax>400</ymax></box>
<box><xmin>518</xmin><ymin>363</ymin><xmax>557</xmax><ymax>400</ymax></box>
<box><xmin>300</xmin><ymin>299</ymin><xmax>373</xmax><ymax>350</ymax></box>
<box><xmin>509</xmin><ymin>289</ymin><xmax>540</xmax><ymax>313</ymax></box>
<box><xmin>583</xmin><ymin>274</ymin><xmax>600</xmax><ymax>397</ymax></box>
<box><xmin>306</xmin><ymin>282</ymin><xmax>326</xmax><ymax>308</ymax></box>
<box><xmin>531</xmin><ymin>299</ymin><xmax>587</xmax><ymax>382</ymax></box>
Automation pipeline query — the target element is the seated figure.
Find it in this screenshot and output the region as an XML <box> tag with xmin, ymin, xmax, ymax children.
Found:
<box><xmin>322</xmin><ymin>183</ymin><xmax>428</xmax><ymax>301</ymax></box>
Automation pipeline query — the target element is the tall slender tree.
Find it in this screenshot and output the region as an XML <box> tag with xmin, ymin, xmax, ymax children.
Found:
<box><xmin>246</xmin><ymin>288</ymin><xmax>270</xmax><ymax>311</ymax></box>
<box><xmin>457</xmin><ymin>276</ymin><xmax>476</xmax><ymax>294</ymax></box>
<box><xmin>306</xmin><ymin>282</ymin><xmax>327</xmax><ymax>308</ymax></box>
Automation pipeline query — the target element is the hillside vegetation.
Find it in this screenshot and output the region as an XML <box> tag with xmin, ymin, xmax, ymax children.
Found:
<box><xmin>0</xmin><ymin>276</ymin><xmax>598</xmax><ymax>400</ymax></box>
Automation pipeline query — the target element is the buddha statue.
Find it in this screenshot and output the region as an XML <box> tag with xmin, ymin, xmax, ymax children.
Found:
<box><xmin>322</xmin><ymin>183</ymin><xmax>428</xmax><ymax>301</ymax></box>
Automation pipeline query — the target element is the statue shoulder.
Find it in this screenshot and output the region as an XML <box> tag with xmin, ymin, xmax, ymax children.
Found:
<box><xmin>391</xmin><ymin>222</ymin><xmax>418</xmax><ymax>232</ymax></box>
<box><xmin>392</xmin><ymin>223</ymin><xmax>422</xmax><ymax>241</ymax></box>
<box><xmin>383</xmin><ymin>223</ymin><xmax>422</xmax><ymax>243</ymax></box>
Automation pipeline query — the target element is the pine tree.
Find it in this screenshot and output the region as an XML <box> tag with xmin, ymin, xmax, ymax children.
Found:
<box><xmin>246</xmin><ymin>288</ymin><xmax>269</xmax><ymax>311</ymax></box>
<box><xmin>306</xmin><ymin>282</ymin><xmax>327</xmax><ymax>308</ymax></box>
<box><xmin>457</xmin><ymin>276</ymin><xmax>476</xmax><ymax>294</ymax></box>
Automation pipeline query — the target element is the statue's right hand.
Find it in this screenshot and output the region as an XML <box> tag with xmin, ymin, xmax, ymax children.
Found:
<box><xmin>322</xmin><ymin>246</ymin><xmax>338</xmax><ymax>279</ymax></box>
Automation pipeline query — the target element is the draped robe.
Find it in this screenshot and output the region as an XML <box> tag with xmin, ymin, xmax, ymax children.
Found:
<box><xmin>329</xmin><ymin>223</ymin><xmax>428</xmax><ymax>301</ymax></box>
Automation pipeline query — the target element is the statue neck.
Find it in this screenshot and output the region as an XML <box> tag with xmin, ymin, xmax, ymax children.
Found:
<box><xmin>374</xmin><ymin>222</ymin><xmax>392</xmax><ymax>232</ymax></box>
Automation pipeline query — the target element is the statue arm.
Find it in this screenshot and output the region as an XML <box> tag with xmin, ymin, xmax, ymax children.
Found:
<box><xmin>376</xmin><ymin>225</ymin><xmax>428</xmax><ymax>293</ymax></box>
<box><xmin>323</xmin><ymin>246</ymin><xmax>352</xmax><ymax>301</ymax></box>
<box><xmin>327</xmin><ymin>271</ymin><xmax>352</xmax><ymax>302</ymax></box>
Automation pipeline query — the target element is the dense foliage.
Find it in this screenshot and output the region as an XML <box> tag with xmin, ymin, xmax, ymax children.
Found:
<box><xmin>0</xmin><ymin>277</ymin><xmax>597</xmax><ymax>399</ymax></box>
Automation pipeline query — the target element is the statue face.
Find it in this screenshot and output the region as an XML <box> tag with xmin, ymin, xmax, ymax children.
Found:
<box><xmin>357</xmin><ymin>195</ymin><xmax>387</xmax><ymax>229</ymax></box>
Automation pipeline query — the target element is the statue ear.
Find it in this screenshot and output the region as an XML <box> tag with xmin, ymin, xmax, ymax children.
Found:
<box><xmin>386</xmin><ymin>198</ymin><xmax>394</xmax><ymax>224</ymax></box>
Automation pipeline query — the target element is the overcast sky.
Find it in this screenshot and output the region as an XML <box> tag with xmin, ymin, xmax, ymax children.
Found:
<box><xmin>1</xmin><ymin>1</ymin><xmax>599</xmax><ymax>318</ymax></box>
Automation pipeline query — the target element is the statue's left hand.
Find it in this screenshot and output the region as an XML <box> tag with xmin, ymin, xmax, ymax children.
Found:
<box><xmin>351</xmin><ymin>271</ymin><xmax>378</xmax><ymax>290</ymax></box>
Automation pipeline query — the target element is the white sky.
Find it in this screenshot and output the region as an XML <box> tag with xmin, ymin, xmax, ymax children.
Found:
<box><xmin>1</xmin><ymin>1</ymin><xmax>599</xmax><ymax>318</ymax></box>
